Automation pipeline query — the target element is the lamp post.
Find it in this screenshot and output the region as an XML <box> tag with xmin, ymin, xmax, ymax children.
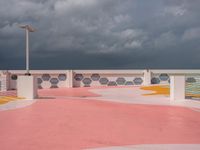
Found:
<box><xmin>20</xmin><ymin>25</ymin><xmax>36</xmax><ymax>76</ymax></box>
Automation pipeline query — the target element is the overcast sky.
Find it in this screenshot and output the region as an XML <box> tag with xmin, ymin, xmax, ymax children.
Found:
<box><xmin>0</xmin><ymin>0</ymin><xmax>200</xmax><ymax>69</ymax></box>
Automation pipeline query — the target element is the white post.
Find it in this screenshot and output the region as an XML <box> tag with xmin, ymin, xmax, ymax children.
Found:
<box><xmin>143</xmin><ymin>69</ymin><xmax>151</xmax><ymax>86</ymax></box>
<box><xmin>0</xmin><ymin>77</ymin><xmax>6</xmax><ymax>91</ymax></box>
<box><xmin>67</xmin><ymin>70</ymin><xmax>73</xmax><ymax>88</ymax></box>
<box><xmin>170</xmin><ymin>75</ymin><xmax>185</xmax><ymax>100</ymax></box>
<box><xmin>25</xmin><ymin>28</ymin><xmax>29</xmax><ymax>75</ymax></box>
<box><xmin>0</xmin><ymin>71</ymin><xmax>10</xmax><ymax>91</ymax></box>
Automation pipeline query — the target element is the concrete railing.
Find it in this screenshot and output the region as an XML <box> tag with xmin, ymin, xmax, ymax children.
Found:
<box><xmin>4</xmin><ymin>70</ymin><xmax>146</xmax><ymax>89</ymax></box>
<box><xmin>1</xmin><ymin>70</ymin><xmax>200</xmax><ymax>100</ymax></box>
<box><xmin>1</xmin><ymin>69</ymin><xmax>200</xmax><ymax>90</ymax></box>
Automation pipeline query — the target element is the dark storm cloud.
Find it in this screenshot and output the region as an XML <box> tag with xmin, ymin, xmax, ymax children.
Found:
<box><xmin>0</xmin><ymin>0</ymin><xmax>200</xmax><ymax>69</ymax></box>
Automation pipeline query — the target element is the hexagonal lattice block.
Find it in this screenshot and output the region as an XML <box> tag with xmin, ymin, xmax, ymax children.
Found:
<box><xmin>82</xmin><ymin>78</ymin><xmax>92</xmax><ymax>85</ymax></box>
<box><xmin>125</xmin><ymin>81</ymin><xmax>134</xmax><ymax>86</ymax></box>
<box><xmin>38</xmin><ymin>85</ymin><xmax>43</xmax><ymax>89</ymax></box>
<box><xmin>11</xmin><ymin>74</ymin><xmax>17</xmax><ymax>80</ymax></box>
<box><xmin>151</xmin><ymin>77</ymin><xmax>160</xmax><ymax>84</ymax></box>
<box><xmin>186</xmin><ymin>77</ymin><xmax>196</xmax><ymax>83</ymax></box>
<box><xmin>42</xmin><ymin>74</ymin><xmax>51</xmax><ymax>81</ymax></box>
<box><xmin>108</xmin><ymin>81</ymin><xmax>117</xmax><ymax>86</ymax></box>
<box><xmin>159</xmin><ymin>74</ymin><xmax>169</xmax><ymax>81</ymax></box>
<box><xmin>99</xmin><ymin>78</ymin><xmax>109</xmax><ymax>85</ymax></box>
<box><xmin>50</xmin><ymin>85</ymin><xmax>58</xmax><ymax>88</ymax></box>
<box><xmin>50</xmin><ymin>78</ymin><xmax>59</xmax><ymax>85</ymax></box>
<box><xmin>37</xmin><ymin>78</ymin><xmax>43</xmax><ymax>84</ymax></box>
<box><xmin>84</xmin><ymin>84</ymin><xmax>91</xmax><ymax>87</ymax></box>
<box><xmin>91</xmin><ymin>74</ymin><xmax>100</xmax><ymax>81</ymax></box>
<box><xmin>41</xmin><ymin>81</ymin><xmax>51</xmax><ymax>89</ymax></box>
<box><xmin>116</xmin><ymin>77</ymin><xmax>126</xmax><ymax>85</ymax></box>
<box><xmin>74</xmin><ymin>74</ymin><xmax>84</xmax><ymax>81</ymax></box>
<box><xmin>134</xmin><ymin>78</ymin><xmax>143</xmax><ymax>85</ymax></box>
<box><xmin>58</xmin><ymin>74</ymin><xmax>67</xmax><ymax>81</ymax></box>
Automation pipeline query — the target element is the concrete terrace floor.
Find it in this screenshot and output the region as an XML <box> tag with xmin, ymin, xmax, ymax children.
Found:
<box><xmin>0</xmin><ymin>86</ymin><xmax>200</xmax><ymax>150</ymax></box>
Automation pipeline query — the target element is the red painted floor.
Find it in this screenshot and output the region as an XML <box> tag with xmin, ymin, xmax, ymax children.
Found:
<box><xmin>0</xmin><ymin>88</ymin><xmax>200</xmax><ymax>150</ymax></box>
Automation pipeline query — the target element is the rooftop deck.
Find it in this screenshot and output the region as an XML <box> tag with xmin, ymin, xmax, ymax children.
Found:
<box><xmin>0</xmin><ymin>86</ymin><xmax>200</xmax><ymax>150</ymax></box>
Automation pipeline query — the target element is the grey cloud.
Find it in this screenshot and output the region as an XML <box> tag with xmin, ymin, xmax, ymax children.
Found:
<box><xmin>182</xmin><ymin>27</ymin><xmax>200</xmax><ymax>41</ymax></box>
<box><xmin>0</xmin><ymin>0</ymin><xmax>200</xmax><ymax>69</ymax></box>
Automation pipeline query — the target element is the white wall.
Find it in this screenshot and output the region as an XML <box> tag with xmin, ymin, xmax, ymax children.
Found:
<box><xmin>1</xmin><ymin>69</ymin><xmax>200</xmax><ymax>90</ymax></box>
<box><xmin>73</xmin><ymin>70</ymin><xmax>144</xmax><ymax>87</ymax></box>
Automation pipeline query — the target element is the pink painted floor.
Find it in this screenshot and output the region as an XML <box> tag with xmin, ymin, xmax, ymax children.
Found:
<box><xmin>38</xmin><ymin>87</ymin><xmax>101</xmax><ymax>98</ymax></box>
<box><xmin>0</xmin><ymin>87</ymin><xmax>200</xmax><ymax>150</ymax></box>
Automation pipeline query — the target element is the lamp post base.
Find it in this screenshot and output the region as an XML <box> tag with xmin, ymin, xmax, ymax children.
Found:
<box><xmin>17</xmin><ymin>75</ymin><xmax>38</xmax><ymax>99</ymax></box>
<box><xmin>25</xmin><ymin>73</ymin><xmax>31</xmax><ymax>76</ymax></box>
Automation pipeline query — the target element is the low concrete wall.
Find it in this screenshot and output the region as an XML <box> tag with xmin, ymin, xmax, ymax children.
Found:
<box><xmin>5</xmin><ymin>70</ymin><xmax>69</xmax><ymax>90</ymax></box>
<box><xmin>73</xmin><ymin>70</ymin><xmax>144</xmax><ymax>87</ymax></box>
<box><xmin>0</xmin><ymin>70</ymin><xmax>200</xmax><ymax>90</ymax></box>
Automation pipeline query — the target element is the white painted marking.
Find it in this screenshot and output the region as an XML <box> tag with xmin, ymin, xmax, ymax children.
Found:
<box><xmin>86</xmin><ymin>144</ymin><xmax>200</xmax><ymax>150</ymax></box>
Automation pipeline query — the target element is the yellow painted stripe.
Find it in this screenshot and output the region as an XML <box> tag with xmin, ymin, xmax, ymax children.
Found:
<box><xmin>0</xmin><ymin>96</ymin><xmax>25</xmax><ymax>105</ymax></box>
<box><xmin>1</xmin><ymin>97</ymin><xmax>16</xmax><ymax>100</ymax></box>
<box><xmin>141</xmin><ymin>85</ymin><xmax>200</xmax><ymax>98</ymax></box>
<box><xmin>186</xmin><ymin>94</ymin><xmax>200</xmax><ymax>98</ymax></box>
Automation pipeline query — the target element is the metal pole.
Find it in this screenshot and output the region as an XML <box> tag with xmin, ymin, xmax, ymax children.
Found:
<box><xmin>20</xmin><ymin>24</ymin><xmax>35</xmax><ymax>75</ymax></box>
<box><xmin>25</xmin><ymin>28</ymin><xmax>30</xmax><ymax>75</ymax></box>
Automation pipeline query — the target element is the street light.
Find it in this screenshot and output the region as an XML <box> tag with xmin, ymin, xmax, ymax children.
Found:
<box><xmin>20</xmin><ymin>25</ymin><xmax>36</xmax><ymax>76</ymax></box>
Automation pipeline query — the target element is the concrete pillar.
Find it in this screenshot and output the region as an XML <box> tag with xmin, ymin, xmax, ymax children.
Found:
<box><xmin>5</xmin><ymin>71</ymin><xmax>11</xmax><ymax>90</ymax></box>
<box><xmin>0</xmin><ymin>77</ymin><xmax>7</xmax><ymax>91</ymax></box>
<box><xmin>170</xmin><ymin>75</ymin><xmax>185</xmax><ymax>100</ymax></box>
<box><xmin>67</xmin><ymin>70</ymin><xmax>73</xmax><ymax>88</ymax></box>
<box><xmin>17</xmin><ymin>76</ymin><xmax>38</xmax><ymax>99</ymax></box>
<box><xmin>0</xmin><ymin>71</ymin><xmax>10</xmax><ymax>91</ymax></box>
<box><xmin>143</xmin><ymin>69</ymin><xmax>151</xmax><ymax>86</ymax></box>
